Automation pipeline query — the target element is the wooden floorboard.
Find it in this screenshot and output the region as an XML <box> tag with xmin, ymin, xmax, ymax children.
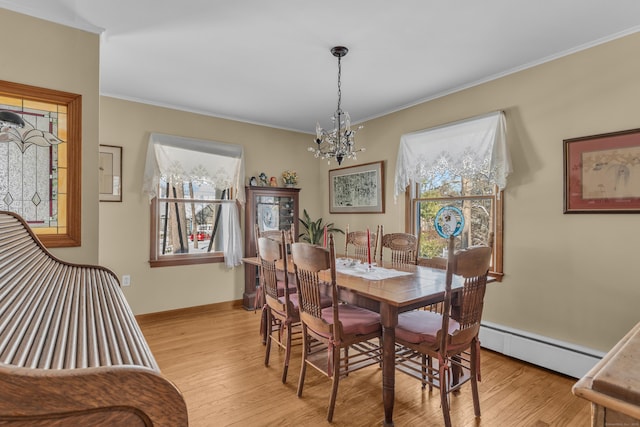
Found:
<box><xmin>136</xmin><ymin>304</ymin><xmax>590</xmax><ymax>426</ymax></box>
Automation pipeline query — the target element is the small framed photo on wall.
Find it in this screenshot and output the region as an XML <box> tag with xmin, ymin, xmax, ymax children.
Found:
<box><xmin>99</xmin><ymin>144</ymin><xmax>122</xmax><ymax>202</ymax></box>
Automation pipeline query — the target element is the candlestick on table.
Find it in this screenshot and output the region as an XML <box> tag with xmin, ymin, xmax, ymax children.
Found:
<box><xmin>367</xmin><ymin>227</ymin><xmax>372</xmax><ymax>267</ymax></box>
<box><xmin>323</xmin><ymin>225</ymin><xmax>327</xmax><ymax>248</ymax></box>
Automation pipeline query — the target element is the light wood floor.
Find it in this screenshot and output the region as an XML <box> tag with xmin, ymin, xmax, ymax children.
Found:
<box><xmin>136</xmin><ymin>303</ymin><xmax>590</xmax><ymax>427</ymax></box>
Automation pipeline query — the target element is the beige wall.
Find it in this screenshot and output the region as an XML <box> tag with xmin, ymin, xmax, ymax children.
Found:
<box><xmin>323</xmin><ymin>33</ymin><xmax>640</xmax><ymax>352</ymax></box>
<box><xmin>5</xmin><ymin>6</ymin><xmax>638</xmax><ymax>353</ymax></box>
<box><xmin>0</xmin><ymin>9</ymin><xmax>100</xmax><ymax>264</ymax></box>
<box><xmin>98</xmin><ymin>98</ymin><xmax>321</xmax><ymax>314</ymax></box>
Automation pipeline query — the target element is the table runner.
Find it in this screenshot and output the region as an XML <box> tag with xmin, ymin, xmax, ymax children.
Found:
<box><xmin>335</xmin><ymin>258</ymin><xmax>413</xmax><ymax>280</ymax></box>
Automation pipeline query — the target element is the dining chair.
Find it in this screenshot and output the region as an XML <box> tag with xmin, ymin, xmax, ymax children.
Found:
<box><xmin>258</xmin><ymin>232</ymin><xmax>300</xmax><ymax>383</ymax></box>
<box><xmin>394</xmin><ymin>235</ymin><xmax>492</xmax><ymax>427</ymax></box>
<box><xmin>254</xmin><ymin>224</ymin><xmax>298</xmax><ymax>347</ymax></box>
<box><xmin>344</xmin><ymin>224</ymin><xmax>379</xmax><ymax>262</ymax></box>
<box><xmin>378</xmin><ymin>225</ymin><xmax>419</xmax><ymax>265</ymax></box>
<box><xmin>254</xmin><ymin>224</ymin><xmax>296</xmax><ymax>312</ymax></box>
<box><xmin>291</xmin><ymin>234</ymin><xmax>383</xmax><ymax>422</ymax></box>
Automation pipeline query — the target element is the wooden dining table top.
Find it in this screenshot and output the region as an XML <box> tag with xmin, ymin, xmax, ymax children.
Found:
<box><xmin>242</xmin><ymin>255</ymin><xmax>463</xmax><ymax>308</ymax></box>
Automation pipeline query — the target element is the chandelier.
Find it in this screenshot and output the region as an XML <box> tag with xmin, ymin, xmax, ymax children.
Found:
<box><xmin>309</xmin><ymin>46</ymin><xmax>364</xmax><ymax>166</ymax></box>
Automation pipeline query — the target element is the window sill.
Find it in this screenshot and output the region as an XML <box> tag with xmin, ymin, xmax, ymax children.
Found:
<box><xmin>149</xmin><ymin>253</ymin><xmax>224</xmax><ymax>268</ymax></box>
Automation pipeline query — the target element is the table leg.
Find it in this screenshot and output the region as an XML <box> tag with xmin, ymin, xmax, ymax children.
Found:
<box><xmin>380</xmin><ymin>304</ymin><xmax>398</xmax><ymax>427</ymax></box>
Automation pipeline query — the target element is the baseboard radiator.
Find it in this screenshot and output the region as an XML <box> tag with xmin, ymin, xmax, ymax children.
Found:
<box><xmin>479</xmin><ymin>321</ymin><xmax>605</xmax><ymax>379</ymax></box>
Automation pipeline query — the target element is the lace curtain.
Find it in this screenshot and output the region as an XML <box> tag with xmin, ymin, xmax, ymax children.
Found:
<box><xmin>394</xmin><ymin>111</ymin><xmax>511</xmax><ymax>199</ymax></box>
<box><xmin>142</xmin><ymin>133</ymin><xmax>245</xmax><ymax>267</ymax></box>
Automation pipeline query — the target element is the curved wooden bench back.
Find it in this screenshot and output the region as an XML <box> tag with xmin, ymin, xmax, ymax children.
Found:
<box><xmin>0</xmin><ymin>210</ymin><xmax>187</xmax><ymax>426</ymax></box>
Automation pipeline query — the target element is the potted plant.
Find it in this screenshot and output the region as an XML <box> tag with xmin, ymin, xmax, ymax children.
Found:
<box><xmin>298</xmin><ymin>209</ymin><xmax>344</xmax><ymax>245</ymax></box>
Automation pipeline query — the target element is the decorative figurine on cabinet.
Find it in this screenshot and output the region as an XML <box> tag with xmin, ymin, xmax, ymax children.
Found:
<box><xmin>249</xmin><ymin>176</ymin><xmax>258</xmax><ymax>186</ymax></box>
<box><xmin>258</xmin><ymin>172</ymin><xmax>268</xmax><ymax>186</ymax></box>
<box><xmin>269</xmin><ymin>176</ymin><xmax>278</xmax><ymax>187</ymax></box>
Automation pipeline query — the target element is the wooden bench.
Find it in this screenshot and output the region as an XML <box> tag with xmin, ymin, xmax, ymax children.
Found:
<box><xmin>0</xmin><ymin>211</ymin><xmax>187</xmax><ymax>426</ymax></box>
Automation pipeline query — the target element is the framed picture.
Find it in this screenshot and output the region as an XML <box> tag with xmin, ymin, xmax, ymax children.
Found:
<box><xmin>564</xmin><ymin>128</ymin><xmax>640</xmax><ymax>213</ymax></box>
<box><xmin>329</xmin><ymin>161</ymin><xmax>385</xmax><ymax>213</ymax></box>
<box><xmin>99</xmin><ymin>144</ymin><xmax>122</xmax><ymax>202</ymax></box>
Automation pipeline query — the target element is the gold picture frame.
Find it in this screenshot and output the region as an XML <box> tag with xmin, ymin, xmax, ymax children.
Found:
<box><xmin>329</xmin><ymin>161</ymin><xmax>385</xmax><ymax>214</ymax></box>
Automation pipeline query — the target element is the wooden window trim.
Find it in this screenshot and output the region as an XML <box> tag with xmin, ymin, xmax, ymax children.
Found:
<box><xmin>0</xmin><ymin>80</ymin><xmax>81</xmax><ymax>247</ymax></box>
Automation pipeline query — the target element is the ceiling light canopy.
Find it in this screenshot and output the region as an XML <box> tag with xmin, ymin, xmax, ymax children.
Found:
<box><xmin>309</xmin><ymin>46</ymin><xmax>364</xmax><ymax>166</ymax></box>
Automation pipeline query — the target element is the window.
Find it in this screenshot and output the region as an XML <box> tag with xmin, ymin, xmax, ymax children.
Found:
<box><xmin>409</xmin><ymin>176</ymin><xmax>504</xmax><ymax>278</ymax></box>
<box><xmin>395</xmin><ymin>112</ymin><xmax>510</xmax><ymax>279</ymax></box>
<box><xmin>0</xmin><ymin>80</ymin><xmax>81</xmax><ymax>247</ymax></box>
<box><xmin>144</xmin><ymin>133</ymin><xmax>245</xmax><ymax>268</ymax></box>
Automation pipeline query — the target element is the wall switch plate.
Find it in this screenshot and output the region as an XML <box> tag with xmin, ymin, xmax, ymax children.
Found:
<box><xmin>122</xmin><ymin>275</ymin><xmax>131</xmax><ymax>287</ymax></box>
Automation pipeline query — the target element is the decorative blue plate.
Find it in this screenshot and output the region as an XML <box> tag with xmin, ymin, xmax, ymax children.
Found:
<box><xmin>434</xmin><ymin>206</ymin><xmax>464</xmax><ymax>238</ymax></box>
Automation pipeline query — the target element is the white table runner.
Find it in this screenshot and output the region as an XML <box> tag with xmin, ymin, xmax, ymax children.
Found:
<box><xmin>335</xmin><ymin>258</ymin><xmax>413</xmax><ymax>280</ymax></box>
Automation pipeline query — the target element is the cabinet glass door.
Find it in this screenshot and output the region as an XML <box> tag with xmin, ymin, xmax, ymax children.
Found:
<box><xmin>256</xmin><ymin>195</ymin><xmax>294</xmax><ymax>232</ymax></box>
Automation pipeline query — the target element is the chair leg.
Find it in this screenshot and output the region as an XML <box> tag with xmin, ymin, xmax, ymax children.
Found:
<box><xmin>327</xmin><ymin>347</ymin><xmax>341</xmax><ymax>422</ymax></box>
<box><xmin>439</xmin><ymin>363</ymin><xmax>452</xmax><ymax>427</ymax></box>
<box><xmin>427</xmin><ymin>355</ymin><xmax>433</xmax><ymax>391</ymax></box>
<box><xmin>281</xmin><ymin>322</ymin><xmax>292</xmax><ymax>383</ymax></box>
<box><xmin>471</xmin><ymin>341</ymin><xmax>481</xmax><ymax>417</ymax></box>
<box><xmin>260</xmin><ymin>305</ymin><xmax>268</xmax><ymax>345</ymax></box>
<box><xmin>297</xmin><ymin>325</ymin><xmax>308</xmax><ymax>398</ymax></box>
<box><xmin>421</xmin><ymin>353</ymin><xmax>427</xmax><ymax>389</ymax></box>
<box><xmin>264</xmin><ymin>308</ymin><xmax>272</xmax><ymax>367</ymax></box>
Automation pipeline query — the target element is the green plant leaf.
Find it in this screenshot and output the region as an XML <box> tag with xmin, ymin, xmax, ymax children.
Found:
<box><xmin>297</xmin><ymin>210</ymin><xmax>344</xmax><ymax>245</ymax></box>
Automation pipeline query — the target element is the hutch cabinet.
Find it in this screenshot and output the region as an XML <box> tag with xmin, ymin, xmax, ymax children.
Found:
<box><xmin>243</xmin><ymin>186</ymin><xmax>300</xmax><ymax>309</ymax></box>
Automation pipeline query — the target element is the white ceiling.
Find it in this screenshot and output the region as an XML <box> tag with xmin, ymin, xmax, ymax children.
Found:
<box><xmin>2</xmin><ymin>1</ymin><xmax>639</xmax><ymax>134</ymax></box>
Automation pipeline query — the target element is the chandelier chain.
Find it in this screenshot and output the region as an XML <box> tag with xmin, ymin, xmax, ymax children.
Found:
<box><xmin>336</xmin><ymin>55</ymin><xmax>342</xmax><ymax>113</ymax></box>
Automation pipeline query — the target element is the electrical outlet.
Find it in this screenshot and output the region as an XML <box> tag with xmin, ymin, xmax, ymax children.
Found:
<box><xmin>122</xmin><ymin>275</ymin><xmax>131</xmax><ymax>287</ymax></box>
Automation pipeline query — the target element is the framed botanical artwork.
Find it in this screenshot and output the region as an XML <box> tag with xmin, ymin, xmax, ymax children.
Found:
<box><xmin>329</xmin><ymin>161</ymin><xmax>385</xmax><ymax>213</ymax></box>
<box><xmin>99</xmin><ymin>144</ymin><xmax>122</xmax><ymax>202</ymax></box>
<box><xmin>564</xmin><ymin>128</ymin><xmax>640</xmax><ymax>213</ymax></box>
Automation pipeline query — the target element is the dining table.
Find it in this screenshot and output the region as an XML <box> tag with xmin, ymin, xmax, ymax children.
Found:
<box><xmin>328</xmin><ymin>258</ymin><xmax>464</xmax><ymax>426</ymax></box>
<box><xmin>242</xmin><ymin>255</ymin><xmax>465</xmax><ymax>426</ymax></box>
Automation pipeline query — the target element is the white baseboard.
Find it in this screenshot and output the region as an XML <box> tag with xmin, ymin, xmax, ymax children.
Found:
<box><xmin>479</xmin><ymin>321</ymin><xmax>605</xmax><ymax>379</ymax></box>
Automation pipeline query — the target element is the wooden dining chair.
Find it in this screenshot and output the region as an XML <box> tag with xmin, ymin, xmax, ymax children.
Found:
<box><xmin>258</xmin><ymin>232</ymin><xmax>300</xmax><ymax>383</ymax></box>
<box><xmin>291</xmin><ymin>234</ymin><xmax>383</xmax><ymax>422</ymax></box>
<box><xmin>254</xmin><ymin>224</ymin><xmax>298</xmax><ymax>347</ymax></box>
<box><xmin>344</xmin><ymin>224</ymin><xmax>379</xmax><ymax>262</ymax></box>
<box><xmin>394</xmin><ymin>236</ymin><xmax>492</xmax><ymax>427</ymax></box>
<box><xmin>254</xmin><ymin>224</ymin><xmax>296</xmax><ymax>313</ymax></box>
<box><xmin>378</xmin><ymin>225</ymin><xmax>419</xmax><ymax>266</ymax></box>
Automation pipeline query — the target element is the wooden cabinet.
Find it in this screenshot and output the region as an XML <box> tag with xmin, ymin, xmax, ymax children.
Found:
<box><xmin>243</xmin><ymin>186</ymin><xmax>300</xmax><ymax>309</ymax></box>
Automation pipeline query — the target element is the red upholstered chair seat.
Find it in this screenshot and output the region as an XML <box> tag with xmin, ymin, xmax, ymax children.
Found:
<box><xmin>396</xmin><ymin>310</ymin><xmax>460</xmax><ymax>346</ymax></box>
<box><xmin>319</xmin><ymin>304</ymin><xmax>381</xmax><ymax>336</ymax></box>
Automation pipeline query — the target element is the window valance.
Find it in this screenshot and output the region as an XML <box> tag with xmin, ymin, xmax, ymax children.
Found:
<box><xmin>394</xmin><ymin>111</ymin><xmax>511</xmax><ymax>199</ymax></box>
<box><xmin>142</xmin><ymin>133</ymin><xmax>246</xmax><ymax>204</ymax></box>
